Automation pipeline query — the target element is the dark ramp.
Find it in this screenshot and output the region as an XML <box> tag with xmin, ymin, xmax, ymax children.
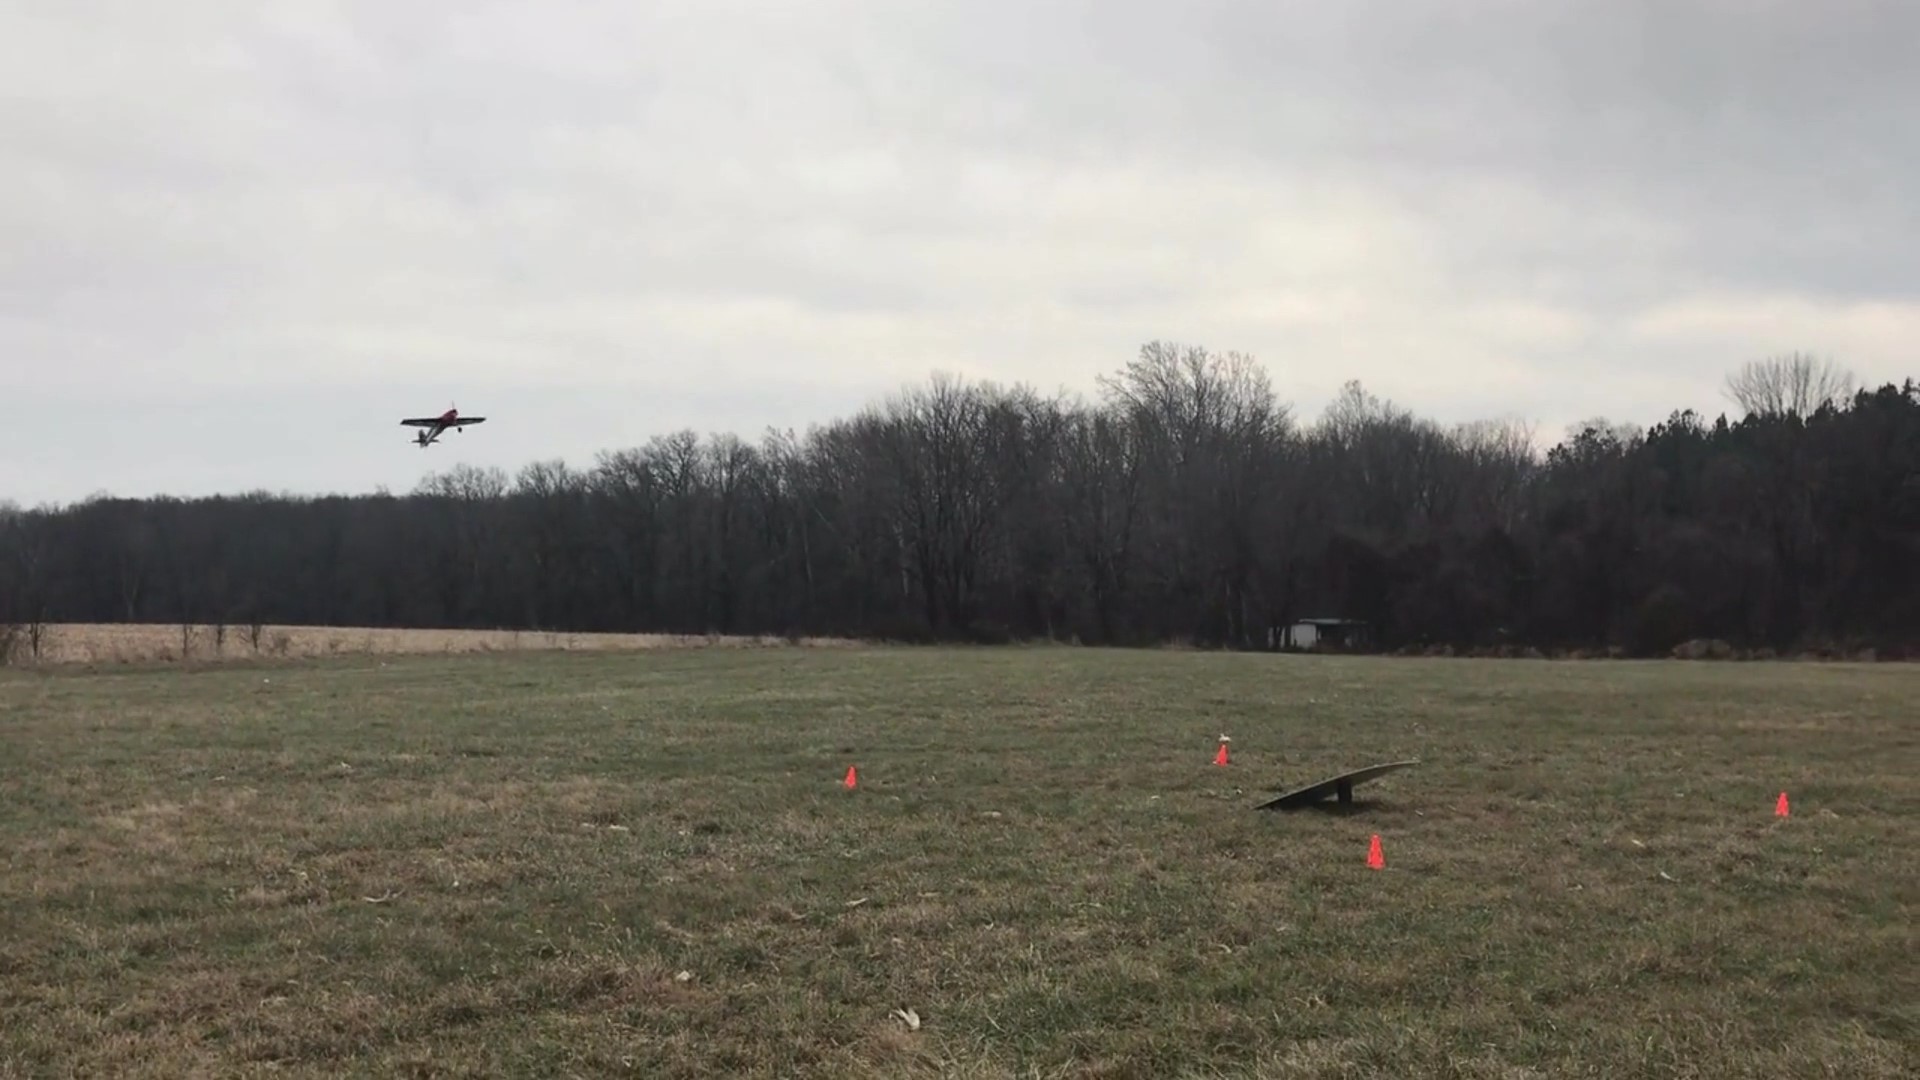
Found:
<box><xmin>1255</xmin><ymin>759</ymin><xmax>1419</xmax><ymax>811</ymax></box>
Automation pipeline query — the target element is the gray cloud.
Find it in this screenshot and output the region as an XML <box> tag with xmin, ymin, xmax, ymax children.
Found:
<box><xmin>3</xmin><ymin>0</ymin><xmax>1915</xmax><ymax>505</ymax></box>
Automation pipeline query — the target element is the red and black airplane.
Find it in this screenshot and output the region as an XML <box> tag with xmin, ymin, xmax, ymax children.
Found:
<box><xmin>400</xmin><ymin>406</ymin><xmax>485</xmax><ymax>447</ymax></box>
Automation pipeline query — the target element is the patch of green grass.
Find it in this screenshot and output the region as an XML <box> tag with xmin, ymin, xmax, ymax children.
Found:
<box><xmin>2</xmin><ymin>648</ymin><xmax>1916</xmax><ymax>1077</ymax></box>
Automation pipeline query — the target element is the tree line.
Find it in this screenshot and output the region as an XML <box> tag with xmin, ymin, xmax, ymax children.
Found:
<box><xmin>4</xmin><ymin>344</ymin><xmax>1916</xmax><ymax>661</ymax></box>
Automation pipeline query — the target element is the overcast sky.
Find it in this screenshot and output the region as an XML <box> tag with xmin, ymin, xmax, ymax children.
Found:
<box><xmin>4</xmin><ymin>0</ymin><xmax>1916</xmax><ymax>505</ymax></box>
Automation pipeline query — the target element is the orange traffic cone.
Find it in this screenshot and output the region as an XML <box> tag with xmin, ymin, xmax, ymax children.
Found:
<box><xmin>844</xmin><ymin>765</ymin><xmax>858</xmax><ymax>790</ymax></box>
<box><xmin>1366</xmin><ymin>833</ymin><xmax>1384</xmax><ymax>870</ymax></box>
<box><xmin>1214</xmin><ymin>742</ymin><xmax>1230</xmax><ymax>766</ymax></box>
<box><xmin>1775</xmin><ymin>791</ymin><xmax>1789</xmax><ymax>817</ymax></box>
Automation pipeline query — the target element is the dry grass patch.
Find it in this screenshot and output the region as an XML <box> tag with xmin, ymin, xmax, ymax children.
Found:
<box><xmin>15</xmin><ymin>621</ymin><xmax>861</xmax><ymax>665</ymax></box>
<box><xmin>1</xmin><ymin>647</ymin><xmax>1915</xmax><ymax>1077</ymax></box>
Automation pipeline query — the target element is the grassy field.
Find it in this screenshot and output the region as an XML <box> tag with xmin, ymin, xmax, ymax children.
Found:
<box><xmin>1</xmin><ymin>646</ymin><xmax>1914</xmax><ymax>1077</ymax></box>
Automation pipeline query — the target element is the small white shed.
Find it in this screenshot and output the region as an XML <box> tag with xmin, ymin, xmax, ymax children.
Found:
<box><xmin>1276</xmin><ymin>618</ymin><xmax>1372</xmax><ymax>651</ymax></box>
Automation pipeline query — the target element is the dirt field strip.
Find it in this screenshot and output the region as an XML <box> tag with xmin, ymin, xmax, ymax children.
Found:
<box><xmin>10</xmin><ymin>622</ymin><xmax>861</xmax><ymax>665</ymax></box>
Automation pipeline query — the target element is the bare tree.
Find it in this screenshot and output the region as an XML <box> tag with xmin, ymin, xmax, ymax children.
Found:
<box><xmin>1724</xmin><ymin>352</ymin><xmax>1857</xmax><ymax>418</ymax></box>
<box><xmin>1448</xmin><ymin>417</ymin><xmax>1540</xmax><ymax>535</ymax></box>
<box><xmin>870</xmin><ymin>374</ymin><xmax>1009</xmax><ymax>632</ymax></box>
<box><xmin>511</xmin><ymin>459</ymin><xmax>585</xmax><ymax>629</ymax></box>
<box><xmin>0</xmin><ymin>502</ymin><xmax>50</xmax><ymax>663</ymax></box>
<box><xmin>589</xmin><ymin>445</ymin><xmax>665</xmax><ymax>629</ymax></box>
<box><xmin>416</xmin><ymin>464</ymin><xmax>511</xmax><ymax>626</ymax></box>
<box><xmin>1097</xmin><ymin>342</ymin><xmax>1293</xmax><ymax>644</ymax></box>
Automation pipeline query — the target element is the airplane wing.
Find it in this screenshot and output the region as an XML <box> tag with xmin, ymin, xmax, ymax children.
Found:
<box><xmin>448</xmin><ymin>417</ymin><xmax>486</xmax><ymax>425</ymax></box>
<box><xmin>399</xmin><ymin>418</ymin><xmax>442</xmax><ymax>426</ymax></box>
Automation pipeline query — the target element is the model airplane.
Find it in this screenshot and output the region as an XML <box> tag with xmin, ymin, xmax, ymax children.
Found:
<box><xmin>400</xmin><ymin>406</ymin><xmax>485</xmax><ymax>447</ymax></box>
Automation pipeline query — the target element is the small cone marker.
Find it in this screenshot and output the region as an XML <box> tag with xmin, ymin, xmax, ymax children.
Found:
<box><xmin>1776</xmin><ymin>791</ymin><xmax>1789</xmax><ymax>817</ymax></box>
<box><xmin>1214</xmin><ymin>741</ymin><xmax>1230</xmax><ymax>766</ymax></box>
<box><xmin>1366</xmin><ymin>833</ymin><xmax>1384</xmax><ymax>870</ymax></box>
<box><xmin>844</xmin><ymin>765</ymin><xmax>858</xmax><ymax>790</ymax></box>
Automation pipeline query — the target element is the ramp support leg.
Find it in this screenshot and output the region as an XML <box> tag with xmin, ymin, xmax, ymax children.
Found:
<box><xmin>1336</xmin><ymin>779</ymin><xmax>1353</xmax><ymax>804</ymax></box>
